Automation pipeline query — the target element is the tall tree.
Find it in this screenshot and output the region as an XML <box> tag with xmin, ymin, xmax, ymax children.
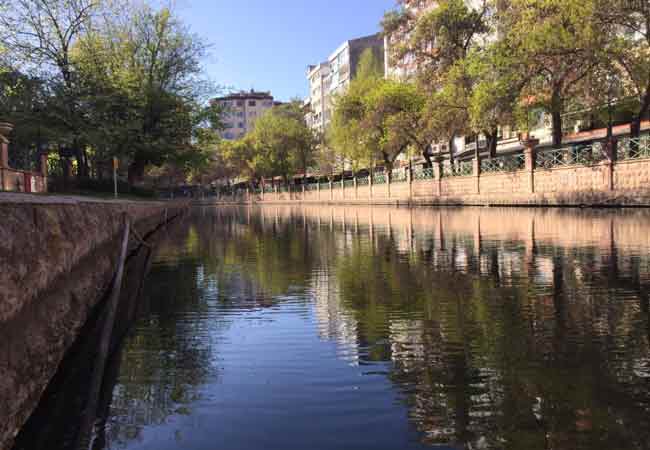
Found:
<box><xmin>500</xmin><ymin>0</ymin><xmax>606</xmax><ymax>147</ymax></box>
<box><xmin>0</xmin><ymin>0</ymin><xmax>98</xmax><ymax>175</ymax></box>
<box><xmin>382</xmin><ymin>0</ymin><xmax>496</xmax><ymax>156</ymax></box>
<box><xmin>598</xmin><ymin>0</ymin><xmax>650</xmax><ymax>139</ymax></box>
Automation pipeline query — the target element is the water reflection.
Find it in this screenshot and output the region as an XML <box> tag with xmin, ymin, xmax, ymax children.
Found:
<box><xmin>16</xmin><ymin>206</ymin><xmax>650</xmax><ymax>450</ymax></box>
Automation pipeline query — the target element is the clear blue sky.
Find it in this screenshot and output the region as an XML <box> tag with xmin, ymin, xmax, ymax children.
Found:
<box><xmin>176</xmin><ymin>0</ymin><xmax>396</xmax><ymax>102</ymax></box>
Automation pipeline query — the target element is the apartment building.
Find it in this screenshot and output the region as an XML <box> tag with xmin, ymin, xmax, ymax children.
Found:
<box><xmin>215</xmin><ymin>90</ymin><xmax>275</xmax><ymax>140</ymax></box>
<box><xmin>306</xmin><ymin>33</ymin><xmax>384</xmax><ymax>133</ymax></box>
<box><xmin>306</xmin><ymin>62</ymin><xmax>331</xmax><ymax>133</ymax></box>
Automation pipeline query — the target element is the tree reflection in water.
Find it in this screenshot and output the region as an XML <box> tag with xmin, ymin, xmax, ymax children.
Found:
<box><xmin>15</xmin><ymin>206</ymin><xmax>650</xmax><ymax>450</ymax></box>
<box><xmin>207</xmin><ymin>206</ymin><xmax>650</xmax><ymax>450</ymax></box>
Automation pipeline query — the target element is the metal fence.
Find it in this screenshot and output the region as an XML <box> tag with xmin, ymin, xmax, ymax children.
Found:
<box><xmin>618</xmin><ymin>135</ymin><xmax>650</xmax><ymax>161</ymax></box>
<box><xmin>442</xmin><ymin>160</ymin><xmax>473</xmax><ymax>177</ymax></box>
<box><xmin>481</xmin><ymin>153</ymin><xmax>526</xmax><ymax>173</ymax></box>
<box><xmin>373</xmin><ymin>173</ymin><xmax>388</xmax><ymax>185</ymax></box>
<box><xmin>536</xmin><ymin>142</ymin><xmax>607</xmax><ymax>169</ymax></box>
<box><xmin>391</xmin><ymin>169</ymin><xmax>408</xmax><ymax>183</ymax></box>
<box><xmin>413</xmin><ymin>167</ymin><xmax>434</xmax><ymax>181</ymax></box>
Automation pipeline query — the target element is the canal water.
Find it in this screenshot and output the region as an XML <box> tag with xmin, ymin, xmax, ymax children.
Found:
<box><xmin>14</xmin><ymin>206</ymin><xmax>650</xmax><ymax>450</ymax></box>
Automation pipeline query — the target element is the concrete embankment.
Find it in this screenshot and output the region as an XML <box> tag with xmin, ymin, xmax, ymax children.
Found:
<box><xmin>211</xmin><ymin>152</ymin><xmax>650</xmax><ymax>207</ymax></box>
<box><xmin>0</xmin><ymin>194</ymin><xmax>185</xmax><ymax>450</ymax></box>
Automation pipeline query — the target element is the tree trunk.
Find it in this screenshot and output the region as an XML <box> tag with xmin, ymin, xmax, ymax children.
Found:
<box><xmin>382</xmin><ymin>151</ymin><xmax>394</xmax><ymax>182</ymax></box>
<box><xmin>422</xmin><ymin>143</ymin><xmax>433</xmax><ymax>167</ymax></box>
<box><xmin>448</xmin><ymin>135</ymin><xmax>455</xmax><ymax>166</ymax></box>
<box><xmin>551</xmin><ymin>91</ymin><xmax>564</xmax><ymax>148</ymax></box>
<box><xmin>128</xmin><ymin>158</ymin><xmax>146</xmax><ymax>185</ymax></box>
<box><xmin>632</xmin><ymin>83</ymin><xmax>650</xmax><ymax>140</ymax></box>
<box><xmin>485</xmin><ymin>128</ymin><xmax>498</xmax><ymax>158</ymax></box>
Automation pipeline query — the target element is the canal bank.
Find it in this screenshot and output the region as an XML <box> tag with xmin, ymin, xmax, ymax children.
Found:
<box><xmin>214</xmin><ymin>140</ymin><xmax>650</xmax><ymax>207</ymax></box>
<box><xmin>0</xmin><ymin>195</ymin><xmax>186</xmax><ymax>450</ymax></box>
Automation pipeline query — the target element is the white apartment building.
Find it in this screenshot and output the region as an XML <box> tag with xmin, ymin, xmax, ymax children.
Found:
<box><xmin>306</xmin><ymin>62</ymin><xmax>331</xmax><ymax>133</ymax></box>
<box><xmin>215</xmin><ymin>90</ymin><xmax>276</xmax><ymax>140</ymax></box>
<box><xmin>306</xmin><ymin>33</ymin><xmax>384</xmax><ymax>133</ymax></box>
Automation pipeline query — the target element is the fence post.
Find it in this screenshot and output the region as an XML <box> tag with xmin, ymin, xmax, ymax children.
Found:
<box><xmin>473</xmin><ymin>156</ymin><xmax>481</xmax><ymax>195</ymax></box>
<box><xmin>369</xmin><ymin>170</ymin><xmax>374</xmax><ymax>199</ymax></box>
<box><xmin>523</xmin><ymin>138</ymin><xmax>539</xmax><ymax>194</ymax></box>
<box><xmin>0</xmin><ymin>123</ymin><xmax>13</xmax><ymax>191</ymax></box>
<box><xmin>605</xmin><ymin>137</ymin><xmax>618</xmax><ymax>191</ymax></box>
<box><xmin>40</xmin><ymin>152</ymin><xmax>48</xmax><ymax>192</ymax></box>
<box><xmin>407</xmin><ymin>162</ymin><xmax>413</xmax><ymax>202</ymax></box>
<box><xmin>261</xmin><ymin>177</ymin><xmax>265</xmax><ymax>201</ymax></box>
<box><xmin>433</xmin><ymin>157</ymin><xmax>443</xmax><ymax>197</ymax></box>
<box><xmin>341</xmin><ymin>177</ymin><xmax>345</xmax><ymax>199</ymax></box>
<box><xmin>354</xmin><ymin>175</ymin><xmax>358</xmax><ymax>199</ymax></box>
<box><xmin>387</xmin><ymin>170</ymin><xmax>392</xmax><ymax>198</ymax></box>
<box><xmin>329</xmin><ymin>178</ymin><xmax>333</xmax><ymax>201</ymax></box>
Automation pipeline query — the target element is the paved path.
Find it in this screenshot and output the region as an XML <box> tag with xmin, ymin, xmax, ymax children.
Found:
<box><xmin>0</xmin><ymin>192</ymin><xmax>170</xmax><ymax>205</ymax></box>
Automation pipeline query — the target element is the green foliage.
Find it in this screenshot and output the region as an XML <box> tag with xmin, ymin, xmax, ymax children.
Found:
<box><xmin>214</xmin><ymin>101</ymin><xmax>317</xmax><ymax>183</ymax></box>
<box><xmin>0</xmin><ymin>0</ymin><xmax>220</xmax><ymax>185</ymax></box>
<box><xmin>356</xmin><ymin>47</ymin><xmax>384</xmax><ymax>81</ymax></box>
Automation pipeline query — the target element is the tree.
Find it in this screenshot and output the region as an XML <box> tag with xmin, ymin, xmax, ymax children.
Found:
<box><xmin>0</xmin><ymin>0</ymin><xmax>100</xmax><ymax>175</ymax></box>
<box><xmin>500</xmin><ymin>0</ymin><xmax>607</xmax><ymax>147</ymax></box>
<box><xmin>0</xmin><ymin>0</ymin><xmax>216</xmax><ymax>185</ymax></box>
<box><xmin>215</xmin><ymin>102</ymin><xmax>316</xmax><ymax>185</ymax></box>
<box><xmin>597</xmin><ymin>0</ymin><xmax>650</xmax><ymax>139</ymax></box>
<box><xmin>273</xmin><ymin>101</ymin><xmax>317</xmax><ymax>181</ymax></box>
<box><xmin>329</xmin><ymin>47</ymin><xmax>385</xmax><ymax>172</ymax></box>
<box><xmin>382</xmin><ymin>0</ymin><xmax>496</xmax><ymax>157</ymax></box>
<box><xmin>466</xmin><ymin>42</ymin><xmax>526</xmax><ymax>156</ymax></box>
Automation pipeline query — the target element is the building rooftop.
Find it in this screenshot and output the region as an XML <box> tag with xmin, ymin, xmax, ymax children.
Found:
<box><xmin>215</xmin><ymin>89</ymin><xmax>274</xmax><ymax>101</ymax></box>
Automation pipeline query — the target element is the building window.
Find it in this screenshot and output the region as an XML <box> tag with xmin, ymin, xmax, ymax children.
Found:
<box><xmin>248</xmin><ymin>100</ymin><xmax>256</xmax><ymax>106</ymax></box>
<box><xmin>238</xmin><ymin>122</ymin><xmax>244</xmax><ymax>128</ymax></box>
<box><xmin>237</xmin><ymin>112</ymin><xmax>244</xmax><ymax>117</ymax></box>
<box><xmin>236</xmin><ymin>100</ymin><xmax>244</xmax><ymax>107</ymax></box>
<box><xmin>224</xmin><ymin>132</ymin><xmax>233</xmax><ymax>139</ymax></box>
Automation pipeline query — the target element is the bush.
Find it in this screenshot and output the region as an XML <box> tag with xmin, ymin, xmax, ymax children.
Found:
<box><xmin>50</xmin><ymin>177</ymin><xmax>157</xmax><ymax>198</ymax></box>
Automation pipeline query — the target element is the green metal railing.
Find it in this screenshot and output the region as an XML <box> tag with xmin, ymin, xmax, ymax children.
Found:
<box><xmin>481</xmin><ymin>153</ymin><xmax>525</xmax><ymax>173</ymax></box>
<box><xmin>413</xmin><ymin>167</ymin><xmax>434</xmax><ymax>181</ymax></box>
<box><xmin>373</xmin><ymin>173</ymin><xmax>388</xmax><ymax>185</ymax></box>
<box><xmin>391</xmin><ymin>170</ymin><xmax>408</xmax><ymax>183</ymax></box>
<box><xmin>443</xmin><ymin>161</ymin><xmax>473</xmax><ymax>177</ymax></box>
<box><xmin>618</xmin><ymin>135</ymin><xmax>650</xmax><ymax>161</ymax></box>
<box><xmin>536</xmin><ymin>142</ymin><xmax>607</xmax><ymax>169</ymax></box>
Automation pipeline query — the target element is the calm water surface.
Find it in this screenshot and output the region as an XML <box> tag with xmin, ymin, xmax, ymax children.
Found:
<box><xmin>17</xmin><ymin>206</ymin><xmax>650</xmax><ymax>450</ymax></box>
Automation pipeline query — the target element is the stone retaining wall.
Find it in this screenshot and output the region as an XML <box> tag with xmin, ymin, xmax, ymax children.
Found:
<box><xmin>224</xmin><ymin>155</ymin><xmax>650</xmax><ymax>207</ymax></box>
<box><xmin>0</xmin><ymin>199</ymin><xmax>183</xmax><ymax>449</ymax></box>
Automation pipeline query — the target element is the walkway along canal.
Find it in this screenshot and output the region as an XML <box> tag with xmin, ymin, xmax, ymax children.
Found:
<box><xmin>8</xmin><ymin>205</ymin><xmax>650</xmax><ymax>450</ymax></box>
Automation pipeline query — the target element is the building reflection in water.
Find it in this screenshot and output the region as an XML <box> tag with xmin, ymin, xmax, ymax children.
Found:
<box><xmin>15</xmin><ymin>205</ymin><xmax>650</xmax><ymax>450</ymax></box>
<box><xmin>236</xmin><ymin>205</ymin><xmax>650</xmax><ymax>450</ymax></box>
